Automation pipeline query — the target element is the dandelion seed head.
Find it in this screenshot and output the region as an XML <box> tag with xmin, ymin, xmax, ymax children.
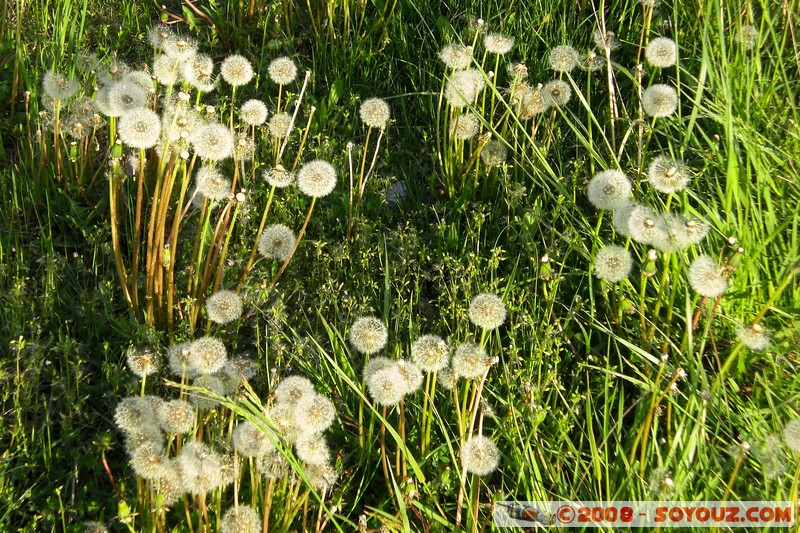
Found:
<box><xmin>274</xmin><ymin>375</ymin><xmax>315</xmax><ymax>405</ymax></box>
<box><xmin>587</xmin><ymin>170</ymin><xmax>632</xmax><ymax>210</ymax></box>
<box><xmin>129</xmin><ymin>441</ymin><xmax>168</xmax><ymax>480</ymax></box>
<box><xmin>437</xmin><ymin>366</ymin><xmax>456</xmax><ymax>390</ymax></box>
<box><xmin>262</xmin><ymin>164</ymin><xmax>295</xmax><ymax>188</ymax></box>
<box><xmin>548</xmin><ymin>45</ymin><xmax>580</xmax><ymax>73</ymax></box>
<box><xmin>438</xmin><ymin>43</ymin><xmax>473</xmax><ymax>70</ymax></box>
<box><xmin>684</xmin><ymin>218</ymin><xmax>710</xmax><ymax>245</ymax></box>
<box><xmin>543</xmin><ymin>79</ymin><xmax>572</xmax><ymax>107</ymax></box>
<box><xmin>688</xmin><ymin>255</ymin><xmax>728</xmax><ymax>297</ymax></box>
<box><xmin>195</xmin><ymin>166</ymin><xmax>231</xmax><ymax>202</ymax></box>
<box><xmin>258</xmin><ymin>224</ymin><xmax>296</xmax><ymax>261</ymax></box>
<box><xmin>628</xmin><ymin>205</ymin><xmax>667</xmax><ymax>245</ymax></box>
<box><xmin>363</xmin><ymin>356</ymin><xmax>394</xmax><ymax>382</ymax></box>
<box><xmin>42</xmin><ymin>71</ymin><xmax>78</xmax><ymax>101</ymax></box>
<box><xmin>468</xmin><ymin>293</ymin><xmax>507</xmax><ymax>330</ymax></box>
<box><xmin>304</xmin><ymin>462</ymin><xmax>339</xmax><ymax>492</ymax></box>
<box><xmin>411</xmin><ymin>335</ymin><xmax>449</xmax><ymax>372</ymax></box>
<box><xmin>367</xmin><ymin>366</ymin><xmax>406</xmax><ymax>406</ymax></box>
<box><xmin>220</xmin><ymin>504</ymin><xmax>262</xmax><ymax>533</ymax></box>
<box><xmin>483</xmin><ymin>33</ymin><xmax>514</xmax><ymax>55</ymax></box>
<box><xmin>359</xmin><ymin>97</ymin><xmax>391</xmax><ymax>129</ymax></box>
<box><xmin>240</xmin><ymin>99</ymin><xmax>268</xmax><ymax>126</ymax></box>
<box><xmin>233</xmin><ymin>420</ymin><xmax>275</xmax><ymax>458</ymax></box>
<box><xmin>461</xmin><ymin>434</ymin><xmax>500</xmax><ymax>476</ymax></box>
<box><xmin>179</xmin><ymin>441</ymin><xmax>224</xmax><ymax>494</ymax></box>
<box><xmin>449</xmin><ymin>113</ymin><xmax>480</xmax><ymax>140</ymax></box>
<box><xmin>126</xmin><ymin>347</ymin><xmax>160</xmax><ymax>377</ymax></box>
<box><xmin>187</xmin><ymin>336</ymin><xmax>227</xmax><ymax>376</ymax></box>
<box><xmin>118</xmin><ymin>108</ymin><xmax>162</xmax><ymax>149</ymax></box>
<box><xmin>647</xmin><ymin>156</ymin><xmax>690</xmax><ymax>193</ymax></box>
<box><xmin>396</xmin><ymin>359</ymin><xmax>424</xmax><ymax>395</ymax></box>
<box><xmin>645</xmin><ymin>37</ymin><xmax>677</xmax><ymax>68</ymax></box>
<box><xmin>268</xmin><ymin>57</ymin><xmax>298</xmax><ymax>85</ymax></box>
<box><xmin>349</xmin><ymin>316</ymin><xmax>388</xmax><ymax>355</ymax></box>
<box><xmin>580</xmin><ymin>50</ymin><xmax>606</xmax><ymax>71</ymax></box>
<box><xmin>115</xmin><ymin>396</ymin><xmax>162</xmax><ymax>434</ymax></box>
<box><xmin>452</xmin><ymin>342</ymin><xmax>489</xmax><ymax>380</ymax></box>
<box><xmin>84</xmin><ymin>521</ymin><xmax>109</xmax><ymax>533</ymax></box>
<box><xmin>181</xmin><ymin>53</ymin><xmax>217</xmax><ymax>92</ymax></box>
<box><xmin>594</xmin><ymin>245</ymin><xmax>633</xmax><ymax>283</ymax></box>
<box><xmin>152</xmin><ymin>55</ymin><xmax>179</xmax><ymax>86</ymax></box>
<box><xmin>736</xmin><ymin>323</ymin><xmax>770</xmax><ymax>351</ymax></box>
<box><xmin>783</xmin><ymin>419</ymin><xmax>800</xmax><ymax>453</ymax></box>
<box><xmin>513</xmin><ymin>83</ymin><xmax>550</xmax><ymax>118</ymax></box>
<box><xmin>295</xmin><ymin>433</ymin><xmax>331</xmax><ymax>465</ymax></box>
<box><xmin>221</xmin><ymin>55</ymin><xmax>254</xmax><ymax>86</ymax></box>
<box><xmin>444</xmin><ymin>69</ymin><xmax>485</xmax><ymax>108</ymax></box>
<box><xmin>232</xmin><ymin>131</ymin><xmax>254</xmax><ymax>161</ymax></box>
<box><xmin>190</xmin><ymin>374</ymin><xmax>227</xmax><ymax>409</ymax></box>
<box><xmin>267</xmin><ymin>112</ymin><xmax>292</xmax><ymax>139</ymax></box>
<box><xmin>642</xmin><ymin>84</ymin><xmax>678</xmax><ymax>117</ymax></box>
<box><xmin>168</xmin><ymin>342</ymin><xmax>196</xmax><ymax>378</ymax></box>
<box><xmin>222</xmin><ymin>357</ymin><xmax>258</xmax><ymax>383</ymax></box>
<box><xmin>258</xmin><ymin>450</ymin><xmax>288</xmax><ymax>480</ymax></box>
<box><xmin>157</xmin><ymin>399</ymin><xmax>196</xmax><ymax>434</ymax></box>
<box><xmin>191</xmin><ymin>122</ymin><xmax>234</xmax><ymax>161</ymax></box>
<box><xmin>104</xmin><ymin>81</ymin><xmax>147</xmax><ymax>117</ymax></box>
<box><xmin>593</xmin><ymin>29</ymin><xmax>619</xmax><ymax>51</ymax></box>
<box><xmin>612</xmin><ymin>202</ymin><xmax>637</xmax><ymax>237</ymax></box>
<box><xmin>739</xmin><ymin>25</ymin><xmax>760</xmax><ymax>51</ymax></box>
<box><xmin>294</xmin><ymin>393</ymin><xmax>336</xmax><ymax>434</ymax></box>
<box><xmin>479</xmin><ymin>140</ymin><xmax>507</xmax><ymax>167</ymax></box>
<box><xmin>162</xmin><ymin>36</ymin><xmax>197</xmax><ymax>61</ymax></box>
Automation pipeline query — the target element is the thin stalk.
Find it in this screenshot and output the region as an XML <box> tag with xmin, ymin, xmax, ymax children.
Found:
<box><xmin>266</xmin><ymin>196</ymin><xmax>316</xmax><ymax>290</ymax></box>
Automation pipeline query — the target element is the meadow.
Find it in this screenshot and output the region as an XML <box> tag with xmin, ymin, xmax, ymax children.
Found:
<box><xmin>0</xmin><ymin>0</ymin><xmax>799</xmax><ymax>531</ymax></box>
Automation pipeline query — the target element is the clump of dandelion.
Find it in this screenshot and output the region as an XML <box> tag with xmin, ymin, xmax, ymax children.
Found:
<box><xmin>444</xmin><ymin>69</ymin><xmax>485</xmax><ymax>108</ymax></box>
<box><xmin>469</xmin><ymin>293</ymin><xmax>507</xmax><ymax>330</ymax></box>
<box><xmin>297</xmin><ymin>160</ymin><xmax>337</xmax><ymax>198</ymax></box>
<box><xmin>439</xmin><ymin>43</ymin><xmax>473</xmax><ymax>70</ymax></box>
<box><xmin>240</xmin><ymin>99</ymin><xmax>268</xmax><ymax>126</ymax></box>
<box><xmin>645</xmin><ymin>37</ymin><xmax>677</xmax><ymax>68</ymax></box>
<box><xmin>263</xmin><ymin>165</ymin><xmax>295</xmax><ymax>188</ymax></box>
<box><xmin>273</xmin><ymin>375</ymin><xmax>314</xmax><ymax>405</ymax></box>
<box><xmin>295</xmin><ymin>434</ymin><xmax>331</xmax><ymax>465</ymax></box>
<box><xmin>258</xmin><ymin>224</ymin><xmax>295</xmax><ymax>261</ymax></box>
<box><xmin>43</xmin><ymin>71</ymin><xmax>78</xmax><ymax>100</ymax></box>
<box><xmin>461</xmin><ymin>435</ymin><xmax>500</xmax><ymax>476</ymax></box>
<box><xmin>126</xmin><ymin>347</ymin><xmax>160</xmax><ymax>378</ymax></box>
<box><xmin>736</xmin><ymin>323</ymin><xmax>770</xmax><ymax>351</ymax></box>
<box><xmin>349</xmin><ymin>316</ymin><xmax>388</xmax><ymax>355</ymax></box>
<box><xmin>157</xmin><ymin>399</ymin><xmax>195</xmax><ymax>434</ymax></box>
<box><xmin>220</xmin><ymin>55</ymin><xmax>254</xmax><ymax>86</ymax></box>
<box><xmin>233</xmin><ymin>420</ymin><xmax>274</xmax><ymax>458</ymax></box>
<box><xmin>480</xmin><ymin>140</ymin><xmax>507</xmax><ymax>166</ymax></box>
<box><xmin>187</xmin><ymin>336</ymin><xmax>227</xmax><ymax>375</ymax></box>
<box><xmin>484</xmin><ymin>33</ymin><xmax>514</xmax><ymax>54</ymax></box>
<box><xmin>739</xmin><ymin>25</ymin><xmax>759</xmax><ymax>50</ymax></box>
<box><xmin>642</xmin><ymin>84</ymin><xmax>678</xmax><ymax>117</ymax></box>
<box><xmin>548</xmin><ymin>45</ymin><xmax>579</xmax><ymax>73</ymax></box>
<box><xmin>118</xmin><ymin>108</ymin><xmax>162</xmax><ymax>149</ymax></box>
<box><xmin>450</xmin><ymin>113</ymin><xmax>480</xmax><ymax>140</ymax></box>
<box><xmin>268</xmin><ymin>57</ymin><xmax>298</xmax><ymax>85</ymax></box>
<box><xmin>195</xmin><ymin>166</ymin><xmax>231</xmax><ymax>202</ymax></box>
<box><xmin>360</xmin><ymin>97</ymin><xmax>391</xmax><ymax>129</ymax></box>
<box><xmin>587</xmin><ymin>170</ymin><xmax>632</xmax><ymax>210</ymax></box>
<box><xmin>647</xmin><ymin>156</ymin><xmax>690</xmax><ymax>193</ymax></box>
<box><xmin>543</xmin><ymin>79</ymin><xmax>571</xmax><ymax>107</ymax></box>
<box><xmin>267</xmin><ymin>112</ymin><xmax>292</xmax><ymax>138</ymax></box>
<box><xmin>191</xmin><ymin>122</ymin><xmax>234</xmax><ymax>161</ymax></box>
<box><xmin>294</xmin><ymin>392</ymin><xmax>336</xmax><ymax>433</ymax></box>
<box><xmin>688</xmin><ymin>255</ymin><xmax>728</xmax><ymax>297</ymax></box>
<box><xmin>594</xmin><ymin>246</ymin><xmax>633</xmax><ymax>283</ymax></box>
<box><xmin>205</xmin><ymin>290</ymin><xmax>243</xmax><ymax>324</ymax></box>
<box><xmin>593</xmin><ymin>29</ymin><xmax>619</xmax><ymax>51</ymax></box>
<box><xmin>366</xmin><ymin>365</ymin><xmax>406</xmax><ymax>406</ymax></box>
<box><xmin>411</xmin><ymin>335</ymin><xmax>449</xmax><ymax>372</ymax></box>
<box><xmin>783</xmin><ymin>419</ymin><xmax>800</xmax><ymax>453</ymax></box>
<box><xmin>452</xmin><ymin>342</ymin><xmax>490</xmax><ymax>380</ymax></box>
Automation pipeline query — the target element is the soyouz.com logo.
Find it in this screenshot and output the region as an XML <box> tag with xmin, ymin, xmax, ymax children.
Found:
<box><xmin>493</xmin><ymin>501</ymin><xmax>795</xmax><ymax>528</ymax></box>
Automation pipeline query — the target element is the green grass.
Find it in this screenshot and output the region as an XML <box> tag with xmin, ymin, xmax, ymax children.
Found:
<box><xmin>1</xmin><ymin>0</ymin><xmax>799</xmax><ymax>531</ymax></box>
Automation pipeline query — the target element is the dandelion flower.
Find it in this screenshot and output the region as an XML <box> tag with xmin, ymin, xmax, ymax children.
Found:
<box><xmin>736</xmin><ymin>324</ymin><xmax>770</xmax><ymax>351</ymax></box>
<box><xmin>587</xmin><ymin>170</ymin><xmax>632</xmax><ymax>210</ymax></box>
<box><xmin>115</xmin><ymin>396</ymin><xmax>162</xmax><ymax>434</ymax></box>
<box><xmin>480</xmin><ymin>140</ymin><xmax>507</xmax><ymax>167</ymax></box>
<box><xmin>396</xmin><ymin>359</ymin><xmax>424</xmax><ymax>395</ymax></box>
<box><xmin>349</xmin><ymin>316</ymin><xmax>388</xmax><ymax>355</ymax></box>
<box><xmin>548</xmin><ymin>45</ymin><xmax>580</xmax><ymax>73</ymax></box>
<box><xmin>240</xmin><ymin>99</ymin><xmax>268</xmax><ymax>126</ymax></box>
<box><xmin>157</xmin><ymin>400</ymin><xmax>195</xmax><ymax>434</ymax></box>
<box><xmin>233</xmin><ymin>420</ymin><xmax>274</xmax><ymax>458</ymax></box>
<box><xmin>152</xmin><ymin>55</ymin><xmax>179</xmax><ymax>86</ymax></box>
<box><xmin>594</xmin><ymin>245</ymin><xmax>633</xmax><ymax>283</ymax></box>
<box><xmin>179</xmin><ymin>441</ymin><xmax>224</xmax><ymax>494</ymax></box>
<box><xmin>195</xmin><ymin>166</ymin><xmax>231</xmax><ymax>202</ymax></box>
<box><xmin>469</xmin><ymin>293</ymin><xmax>507</xmax><ymax>330</ymax></box>
<box><xmin>267</xmin><ymin>112</ymin><xmax>292</xmax><ymax>139</ymax></box>
<box><xmin>258</xmin><ymin>224</ymin><xmax>296</xmax><ymax>261</ymax></box>
<box><xmin>263</xmin><ymin>165</ymin><xmax>295</xmax><ymax>188</ymax></box>
<box><xmin>129</xmin><ymin>441</ymin><xmax>169</xmax><ymax>480</ymax></box>
<box><xmin>513</xmin><ymin>83</ymin><xmax>550</xmax><ymax>118</ymax></box>
<box><xmin>642</xmin><ymin>84</ymin><xmax>678</xmax><ymax>117</ymax></box>
<box><xmin>304</xmin><ymin>462</ymin><xmax>339</xmax><ymax>492</ymax></box>
<box><xmin>190</xmin><ymin>375</ymin><xmax>227</xmax><ymax>409</ymax></box>
<box><xmin>118</xmin><ymin>108</ymin><xmax>161</xmax><ymax>149</ymax></box>
<box><xmin>439</xmin><ymin>43</ymin><xmax>473</xmax><ymax>70</ymax></box>
<box><xmin>104</xmin><ymin>81</ymin><xmax>147</xmax><ymax>117</ymax></box>
<box><xmin>783</xmin><ymin>419</ymin><xmax>800</xmax><ymax>453</ymax></box>
<box><xmin>739</xmin><ymin>25</ymin><xmax>759</xmax><ymax>50</ymax></box>
<box><xmin>187</xmin><ymin>336</ymin><xmax>227</xmax><ymax>375</ymax></box>
<box><xmin>294</xmin><ymin>392</ymin><xmax>336</xmax><ymax>433</ymax></box>
<box><xmin>181</xmin><ymin>53</ymin><xmax>217</xmax><ymax>92</ymax></box>
<box><xmin>367</xmin><ymin>365</ymin><xmax>405</xmax><ymax>406</ymax></box>
<box><xmin>297</xmin><ymin>160</ymin><xmax>337</xmax><ymax>198</ymax></box>
<box><xmin>645</xmin><ymin>37</ymin><xmax>677</xmax><ymax>68</ymax></box>
<box><xmin>593</xmin><ymin>29</ymin><xmax>619</xmax><ymax>51</ymax></box>
<box><xmin>274</xmin><ymin>375</ymin><xmax>314</xmax><ymax>405</ymax></box>
<box><xmin>450</xmin><ymin>113</ymin><xmax>480</xmax><ymax>140</ymax></box>
<box><xmin>268</xmin><ymin>57</ymin><xmax>298</xmax><ymax>85</ymax></box>
<box><xmin>363</xmin><ymin>356</ymin><xmax>394</xmax><ymax>382</ymax></box>
<box><xmin>295</xmin><ymin>434</ymin><xmax>331</xmax><ymax>465</ymax></box>
<box><xmin>42</xmin><ymin>71</ymin><xmax>78</xmax><ymax>100</ymax></box>
<box><xmin>221</xmin><ymin>55</ymin><xmax>254</xmax><ymax>86</ymax></box>
<box><xmin>612</xmin><ymin>202</ymin><xmax>637</xmax><ymax>237</ymax></box>
<box><xmin>543</xmin><ymin>79</ymin><xmax>571</xmax><ymax>107</ymax></box>
<box><xmin>359</xmin><ymin>97</ymin><xmax>391</xmax><ymax>129</ymax></box>
<box><xmin>483</xmin><ymin>33</ymin><xmax>514</xmax><ymax>55</ymax></box>
<box><xmin>191</xmin><ymin>122</ymin><xmax>233</xmax><ymax>161</ymax></box>
<box><xmin>220</xmin><ymin>504</ymin><xmax>262</xmax><ymax>533</ymax></box>
<box><xmin>684</xmin><ymin>218</ymin><xmax>710</xmax><ymax>245</ymax></box>
<box><xmin>411</xmin><ymin>335</ymin><xmax>449</xmax><ymax>372</ymax></box>
<box><xmin>444</xmin><ymin>69</ymin><xmax>485</xmax><ymax>108</ymax></box>
<box><xmin>126</xmin><ymin>347</ymin><xmax>160</xmax><ymax>377</ymax></box>
<box><xmin>452</xmin><ymin>342</ymin><xmax>489</xmax><ymax>380</ymax></box>
<box><xmin>205</xmin><ymin>290</ymin><xmax>243</xmax><ymax>324</ymax></box>
<box><xmin>647</xmin><ymin>156</ymin><xmax>690</xmax><ymax>193</ymax></box>
<box><xmin>162</xmin><ymin>37</ymin><xmax>197</xmax><ymax>61</ymax></box>
<box><xmin>688</xmin><ymin>255</ymin><xmax>728</xmax><ymax>297</ymax></box>
<box><xmin>628</xmin><ymin>205</ymin><xmax>667</xmax><ymax>245</ymax></box>
<box><xmin>461</xmin><ymin>434</ymin><xmax>500</xmax><ymax>476</ymax></box>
